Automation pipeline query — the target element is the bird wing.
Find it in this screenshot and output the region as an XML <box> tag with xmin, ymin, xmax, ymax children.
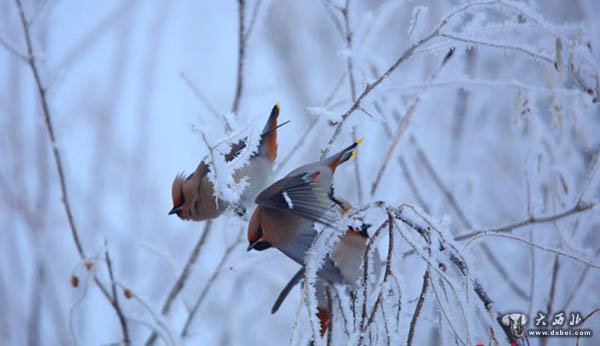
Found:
<box><xmin>278</xmin><ymin>227</ymin><xmax>345</xmax><ymax>283</ymax></box>
<box><xmin>255</xmin><ymin>173</ymin><xmax>338</xmax><ymax>226</ymax></box>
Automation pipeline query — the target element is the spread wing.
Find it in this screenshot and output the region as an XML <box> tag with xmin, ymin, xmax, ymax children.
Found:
<box><xmin>255</xmin><ymin>173</ymin><xmax>338</xmax><ymax>226</ymax></box>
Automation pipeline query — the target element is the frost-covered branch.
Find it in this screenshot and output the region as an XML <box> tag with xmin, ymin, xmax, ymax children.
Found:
<box><xmin>145</xmin><ymin>220</ymin><xmax>213</xmax><ymax>346</ymax></box>
<box><xmin>455</xmin><ymin>201</ymin><xmax>596</xmax><ymax>241</ymax></box>
<box><xmin>406</xmin><ymin>269</ymin><xmax>429</xmax><ymax>346</ymax></box>
<box><xmin>465</xmin><ymin>232</ymin><xmax>600</xmax><ymax>270</ymax></box>
<box><xmin>370</xmin><ymin>49</ymin><xmax>454</xmax><ymax>195</ymax></box>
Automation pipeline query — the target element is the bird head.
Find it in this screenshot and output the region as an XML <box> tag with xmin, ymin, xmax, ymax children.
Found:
<box><xmin>247</xmin><ymin>207</ymin><xmax>273</xmax><ymax>251</ymax></box>
<box><xmin>169</xmin><ymin>173</ymin><xmax>189</xmax><ymax>219</ymax></box>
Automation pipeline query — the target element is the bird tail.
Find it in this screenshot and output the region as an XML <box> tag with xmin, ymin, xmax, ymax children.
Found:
<box><xmin>324</xmin><ymin>138</ymin><xmax>363</xmax><ymax>171</ymax></box>
<box><xmin>257</xmin><ymin>103</ymin><xmax>282</xmax><ymax>162</ymax></box>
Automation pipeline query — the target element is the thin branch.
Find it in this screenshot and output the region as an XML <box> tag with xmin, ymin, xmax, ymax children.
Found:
<box><xmin>104</xmin><ymin>248</ymin><xmax>130</xmax><ymax>345</ymax></box>
<box><xmin>14</xmin><ymin>0</ymin><xmax>86</xmax><ymax>259</ymax></box>
<box><xmin>577</xmin><ymin>146</ymin><xmax>600</xmax><ymax>204</ymax></box>
<box><xmin>455</xmin><ymin>201</ymin><xmax>596</xmax><ymax>241</ymax></box>
<box><xmin>575</xmin><ymin>307</ymin><xmax>599</xmax><ymax>346</ymax></box>
<box><xmin>540</xmin><ymin>256</ymin><xmax>559</xmax><ymax>346</ymax></box>
<box><xmin>341</xmin><ymin>0</ymin><xmax>357</xmax><ymax>101</ymax></box>
<box><xmin>180</xmin><ymin>72</ymin><xmax>231</xmax><ymax>131</ymax></box>
<box><xmin>406</xmin><ymin>270</ymin><xmax>430</xmax><ymax>346</ymax></box>
<box><xmin>275</xmin><ymin>72</ymin><xmax>348</xmax><ymax>174</ymax></box>
<box><xmin>180</xmin><ymin>229</ymin><xmax>242</xmax><ymax>337</ymax></box>
<box><xmin>320</xmin><ymin>23</ymin><xmax>442</xmax><ymax>158</ymax></box>
<box><xmin>0</xmin><ymin>32</ymin><xmax>29</xmax><ymax>61</ymax></box>
<box><xmin>13</xmin><ymin>0</ymin><xmax>118</xmax><ymax>306</ymax></box>
<box><xmin>370</xmin><ymin>48</ymin><xmax>454</xmax><ymax>195</ymax></box>
<box><xmin>320</xmin><ymin>0</ymin><xmax>507</xmax><ymax>158</ymax></box>
<box><xmin>410</xmin><ymin>136</ymin><xmax>530</xmax><ymax>300</ymax></box>
<box><xmin>231</xmin><ymin>0</ymin><xmax>246</xmax><ymax>114</ymax></box>
<box><xmin>560</xmin><ymin>247</ymin><xmax>600</xmax><ymax>311</ymax></box>
<box><xmin>465</xmin><ymin>232</ymin><xmax>600</xmax><ymax>270</ymax></box>
<box><xmin>440</xmin><ymin>32</ymin><xmax>553</xmax><ymax>63</ymax></box>
<box><xmin>244</xmin><ymin>0</ymin><xmax>262</xmax><ymax>42</ymax></box>
<box><xmin>398</xmin><ymin>157</ymin><xmax>430</xmax><ymax>214</ymax></box>
<box><xmin>411</xmin><ymin>136</ymin><xmax>471</xmax><ymax>228</ymax></box>
<box><xmin>390</xmin><ymin>78</ymin><xmax>588</xmax><ymax>98</ymax></box>
<box><xmin>145</xmin><ymin>220</ymin><xmax>213</xmax><ymax>346</ymax></box>
<box><xmin>359</xmin><ymin>212</ymin><xmax>395</xmax><ymax>336</ymax></box>
<box><xmin>116</xmin><ymin>282</ymin><xmax>176</xmax><ymax>346</ymax></box>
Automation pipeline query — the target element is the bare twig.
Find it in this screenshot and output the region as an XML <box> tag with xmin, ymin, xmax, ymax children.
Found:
<box><xmin>145</xmin><ymin>220</ymin><xmax>213</xmax><ymax>345</ymax></box>
<box><xmin>439</xmin><ymin>32</ymin><xmax>554</xmax><ymax>64</ymax></box>
<box><xmin>180</xmin><ymin>72</ymin><xmax>231</xmax><ymax>130</ymax></box>
<box><xmin>561</xmin><ymin>247</ymin><xmax>600</xmax><ymax>311</ymax></box>
<box><xmin>14</xmin><ymin>0</ymin><xmax>85</xmax><ymax>260</ymax></box>
<box><xmin>231</xmin><ymin>0</ymin><xmax>246</xmax><ymax>114</ymax></box>
<box><xmin>341</xmin><ymin>0</ymin><xmax>357</xmax><ymax>101</ymax></box>
<box><xmin>575</xmin><ymin>307</ymin><xmax>599</xmax><ymax>346</ymax></box>
<box><xmin>398</xmin><ymin>157</ymin><xmax>430</xmax><ymax>214</ymax></box>
<box><xmin>411</xmin><ymin>136</ymin><xmax>470</xmax><ymax>227</ymax></box>
<box><xmin>370</xmin><ymin>48</ymin><xmax>454</xmax><ymax>195</ymax></box>
<box><xmin>13</xmin><ymin>0</ymin><xmax>117</xmax><ymax>307</ymax></box>
<box><xmin>465</xmin><ymin>232</ymin><xmax>600</xmax><ymax>270</ymax></box>
<box><xmin>320</xmin><ymin>24</ymin><xmax>443</xmax><ymax>158</ymax></box>
<box><xmin>116</xmin><ymin>282</ymin><xmax>175</xmax><ymax>346</ymax></box>
<box><xmin>181</xmin><ymin>228</ymin><xmax>242</xmax><ymax>337</ymax></box>
<box><xmin>455</xmin><ymin>201</ymin><xmax>596</xmax><ymax>241</ymax></box>
<box><xmin>320</xmin><ymin>0</ymin><xmax>502</xmax><ymax>158</ymax></box>
<box><xmin>104</xmin><ymin>248</ymin><xmax>130</xmax><ymax>345</ymax></box>
<box><xmin>540</xmin><ymin>256</ymin><xmax>559</xmax><ymax>346</ymax></box>
<box><xmin>406</xmin><ymin>270</ymin><xmax>430</xmax><ymax>346</ymax></box>
<box><xmin>275</xmin><ymin>71</ymin><xmax>349</xmax><ymax>174</ymax></box>
<box><xmin>0</xmin><ymin>33</ymin><xmax>29</xmax><ymax>61</ymax></box>
<box><xmin>244</xmin><ymin>0</ymin><xmax>262</xmax><ymax>42</ymax></box>
<box><xmin>359</xmin><ymin>211</ymin><xmax>395</xmax><ymax>337</ymax></box>
<box><xmin>577</xmin><ymin>147</ymin><xmax>600</xmax><ymax>204</ymax></box>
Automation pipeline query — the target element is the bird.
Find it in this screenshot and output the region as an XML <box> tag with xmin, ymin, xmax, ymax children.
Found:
<box><xmin>169</xmin><ymin>103</ymin><xmax>283</xmax><ymax>221</ymax></box>
<box><xmin>246</xmin><ymin>138</ymin><xmax>363</xmax><ymax>268</ymax></box>
<box><xmin>269</xmin><ymin>199</ymin><xmax>382</xmax><ymax>337</ymax></box>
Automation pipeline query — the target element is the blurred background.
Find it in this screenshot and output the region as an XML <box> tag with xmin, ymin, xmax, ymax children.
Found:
<box><xmin>0</xmin><ymin>0</ymin><xmax>599</xmax><ymax>345</ymax></box>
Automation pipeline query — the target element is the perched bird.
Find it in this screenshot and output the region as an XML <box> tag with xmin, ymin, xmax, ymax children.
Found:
<box><xmin>270</xmin><ymin>200</ymin><xmax>381</xmax><ymax>337</ymax></box>
<box><xmin>246</xmin><ymin>139</ymin><xmax>363</xmax><ymax>284</ymax></box>
<box><xmin>170</xmin><ymin>104</ymin><xmax>282</xmax><ymax>221</ymax></box>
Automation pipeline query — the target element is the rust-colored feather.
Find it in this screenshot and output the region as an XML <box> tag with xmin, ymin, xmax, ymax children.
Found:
<box><xmin>171</xmin><ymin>172</ymin><xmax>186</xmax><ymax>208</ymax></box>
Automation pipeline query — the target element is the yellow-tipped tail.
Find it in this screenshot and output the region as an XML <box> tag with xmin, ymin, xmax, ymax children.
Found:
<box><xmin>349</xmin><ymin>138</ymin><xmax>363</xmax><ymax>160</ymax></box>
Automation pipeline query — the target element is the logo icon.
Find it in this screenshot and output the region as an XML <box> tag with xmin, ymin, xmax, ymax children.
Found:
<box><xmin>501</xmin><ymin>313</ymin><xmax>528</xmax><ymax>339</ymax></box>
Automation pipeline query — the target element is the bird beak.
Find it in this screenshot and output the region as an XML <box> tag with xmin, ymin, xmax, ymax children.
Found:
<box><xmin>246</xmin><ymin>241</ymin><xmax>257</xmax><ymax>252</ymax></box>
<box><xmin>168</xmin><ymin>207</ymin><xmax>180</xmax><ymax>215</ymax></box>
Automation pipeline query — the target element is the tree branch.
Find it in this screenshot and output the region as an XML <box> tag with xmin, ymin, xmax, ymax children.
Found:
<box><xmin>105</xmin><ymin>248</ymin><xmax>130</xmax><ymax>345</ymax></box>
<box><xmin>320</xmin><ymin>25</ymin><xmax>442</xmax><ymax>158</ymax></box>
<box><xmin>406</xmin><ymin>270</ymin><xmax>430</xmax><ymax>346</ymax></box>
<box><xmin>231</xmin><ymin>0</ymin><xmax>246</xmax><ymax>114</ymax></box>
<box><xmin>181</xmin><ymin>229</ymin><xmax>242</xmax><ymax>337</ymax></box>
<box><xmin>145</xmin><ymin>220</ymin><xmax>213</xmax><ymax>346</ymax></box>
<box><xmin>455</xmin><ymin>201</ymin><xmax>596</xmax><ymax>241</ymax></box>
